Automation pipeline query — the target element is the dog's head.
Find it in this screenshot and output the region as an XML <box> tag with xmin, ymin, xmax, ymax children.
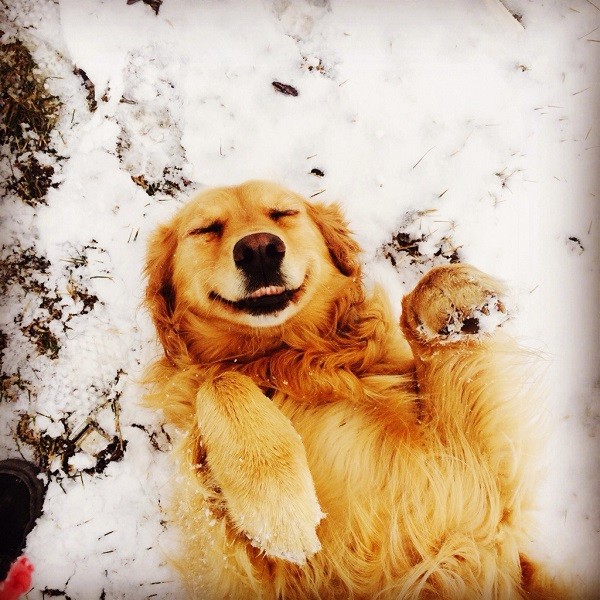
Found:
<box><xmin>146</xmin><ymin>181</ymin><xmax>361</xmax><ymax>356</ymax></box>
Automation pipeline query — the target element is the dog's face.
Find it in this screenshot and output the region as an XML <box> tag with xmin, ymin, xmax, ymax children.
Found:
<box><xmin>146</xmin><ymin>181</ymin><xmax>361</xmax><ymax>337</ymax></box>
<box><xmin>173</xmin><ymin>181</ymin><xmax>334</xmax><ymax>328</ymax></box>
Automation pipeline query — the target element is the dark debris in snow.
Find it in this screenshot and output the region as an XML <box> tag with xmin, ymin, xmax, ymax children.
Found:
<box><xmin>126</xmin><ymin>0</ymin><xmax>163</xmax><ymax>16</ymax></box>
<box><xmin>272</xmin><ymin>81</ymin><xmax>299</xmax><ymax>96</ymax></box>
<box><xmin>0</xmin><ymin>242</ymin><xmax>104</xmax><ymax>407</ymax></box>
<box><xmin>380</xmin><ymin>210</ymin><xmax>462</xmax><ymax>286</ymax></box>
<box><xmin>15</xmin><ymin>371</ymin><xmax>128</xmax><ymax>480</ymax></box>
<box><xmin>0</xmin><ymin>38</ymin><xmax>62</xmax><ymax>206</ymax></box>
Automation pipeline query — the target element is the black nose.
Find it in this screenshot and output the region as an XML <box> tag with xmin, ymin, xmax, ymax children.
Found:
<box><xmin>233</xmin><ymin>232</ymin><xmax>286</xmax><ymax>277</ymax></box>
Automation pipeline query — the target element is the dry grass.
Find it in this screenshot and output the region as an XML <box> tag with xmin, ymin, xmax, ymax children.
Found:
<box><xmin>0</xmin><ymin>38</ymin><xmax>61</xmax><ymax>206</ymax></box>
<box><xmin>0</xmin><ymin>30</ymin><xmax>132</xmax><ymax>483</ymax></box>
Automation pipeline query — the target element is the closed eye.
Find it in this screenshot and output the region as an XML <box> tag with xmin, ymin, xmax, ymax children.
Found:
<box><xmin>269</xmin><ymin>209</ymin><xmax>300</xmax><ymax>221</ymax></box>
<box><xmin>189</xmin><ymin>222</ymin><xmax>224</xmax><ymax>236</ymax></box>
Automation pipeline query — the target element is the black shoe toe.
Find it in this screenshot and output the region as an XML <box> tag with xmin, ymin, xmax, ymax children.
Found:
<box><xmin>0</xmin><ymin>459</ymin><xmax>46</xmax><ymax>581</ymax></box>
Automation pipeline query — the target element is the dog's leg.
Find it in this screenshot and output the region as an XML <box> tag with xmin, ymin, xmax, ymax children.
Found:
<box><xmin>400</xmin><ymin>264</ymin><xmax>544</xmax><ymax>596</ymax></box>
<box><xmin>195</xmin><ymin>371</ymin><xmax>324</xmax><ymax>565</ymax></box>
<box><xmin>399</xmin><ymin>264</ymin><xmax>531</xmax><ymax>453</ymax></box>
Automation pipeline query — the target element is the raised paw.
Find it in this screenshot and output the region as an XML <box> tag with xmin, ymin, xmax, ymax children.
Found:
<box><xmin>400</xmin><ymin>264</ymin><xmax>509</xmax><ymax>346</ymax></box>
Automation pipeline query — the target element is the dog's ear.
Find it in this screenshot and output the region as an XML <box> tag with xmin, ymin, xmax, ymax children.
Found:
<box><xmin>145</xmin><ymin>222</ymin><xmax>179</xmax><ymax>356</ymax></box>
<box><xmin>305</xmin><ymin>201</ymin><xmax>361</xmax><ymax>277</ymax></box>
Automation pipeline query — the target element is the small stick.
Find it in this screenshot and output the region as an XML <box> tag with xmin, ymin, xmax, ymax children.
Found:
<box><xmin>412</xmin><ymin>146</ymin><xmax>435</xmax><ymax>170</ymax></box>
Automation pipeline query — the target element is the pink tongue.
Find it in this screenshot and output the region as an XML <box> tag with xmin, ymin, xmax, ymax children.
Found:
<box><xmin>249</xmin><ymin>285</ymin><xmax>285</xmax><ymax>299</ymax></box>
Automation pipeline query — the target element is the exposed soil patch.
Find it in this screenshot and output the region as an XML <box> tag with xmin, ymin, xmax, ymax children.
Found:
<box><xmin>380</xmin><ymin>209</ymin><xmax>461</xmax><ymax>286</ymax></box>
<box><xmin>74</xmin><ymin>67</ymin><xmax>97</xmax><ymax>112</ymax></box>
<box><xmin>0</xmin><ymin>243</ymin><xmax>101</xmax><ymax>364</ymax></box>
<box><xmin>0</xmin><ymin>38</ymin><xmax>62</xmax><ymax>206</ymax></box>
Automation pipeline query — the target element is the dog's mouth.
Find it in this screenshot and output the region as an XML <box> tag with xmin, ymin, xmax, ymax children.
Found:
<box><xmin>210</xmin><ymin>284</ymin><xmax>303</xmax><ymax>316</ymax></box>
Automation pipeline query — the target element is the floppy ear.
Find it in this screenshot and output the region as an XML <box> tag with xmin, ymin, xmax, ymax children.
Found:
<box><xmin>145</xmin><ymin>222</ymin><xmax>179</xmax><ymax>356</ymax></box>
<box><xmin>305</xmin><ymin>201</ymin><xmax>362</xmax><ymax>277</ymax></box>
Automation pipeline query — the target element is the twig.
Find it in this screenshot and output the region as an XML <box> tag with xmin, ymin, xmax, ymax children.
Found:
<box><xmin>578</xmin><ymin>25</ymin><xmax>598</xmax><ymax>39</ymax></box>
<box><xmin>412</xmin><ymin>146</ymin><xmax>435</xmax><ymax>170</ymax></box>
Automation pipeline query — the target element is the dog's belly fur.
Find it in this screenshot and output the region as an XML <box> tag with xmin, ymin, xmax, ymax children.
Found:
<box><xmin>172</xmin><ymin>338</ymin><xmax>537</xmax><ymax>600</ymax></box>
<box><xmin>276</xmin><ymin>386</ymin><xmax>529</xmax><ymax>599</ymax></box>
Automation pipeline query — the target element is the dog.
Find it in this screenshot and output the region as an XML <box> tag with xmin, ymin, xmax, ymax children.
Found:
<box><xmin>144</xmin><ymin>180</ymin><xmax>561</xmax><ymax>599</ymax></box>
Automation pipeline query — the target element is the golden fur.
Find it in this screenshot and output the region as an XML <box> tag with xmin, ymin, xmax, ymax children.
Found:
<box><xmin>144</xmin><ymin>180</ymin><xmax>564</xmax><ymax>599</ymax></box>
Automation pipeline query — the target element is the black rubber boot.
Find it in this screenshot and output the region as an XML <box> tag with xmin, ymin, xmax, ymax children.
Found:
<box><xmin>0</xmin><ymin>459</ymin><xmax>46</xmax><ymax>581</ymax></box>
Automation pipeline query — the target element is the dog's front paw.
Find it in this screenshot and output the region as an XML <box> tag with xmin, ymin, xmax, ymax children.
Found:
<box><xmin>196</xmin><ymin>372</ymin><xmax>324</xmax><ymax>564</ymax></box>
<box><xmin>234</xmin><ymin>475</ymin><xmax>324</xmax><ymax>564</ymax></box>
<box><xmin>401</xmin><ymin>264</ymin><xmax>509</xmax><ymax>345</ymax></box>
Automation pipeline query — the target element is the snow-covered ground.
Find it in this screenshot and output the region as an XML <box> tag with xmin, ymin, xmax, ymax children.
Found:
<box><xmin>0</xmin><ymin>0</ymin><xmax>598</xmax><ymax>597</ymax></box>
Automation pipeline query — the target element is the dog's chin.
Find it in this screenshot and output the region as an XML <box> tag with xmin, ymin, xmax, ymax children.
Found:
<box><xmin>209</xmin><ymin>285</ymin><xmax>305</xmax><ymax>329</ymax></box>
<box><xmin>240</xmin><ymin>304</ymin><xmax>300</xmax><ymax>328</ymax></box>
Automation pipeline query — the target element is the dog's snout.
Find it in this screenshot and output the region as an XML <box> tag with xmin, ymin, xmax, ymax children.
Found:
<box><xmin>233</xmin><ymin>232</ymin><xmax>286</xmax><ymax>274</ymax></box>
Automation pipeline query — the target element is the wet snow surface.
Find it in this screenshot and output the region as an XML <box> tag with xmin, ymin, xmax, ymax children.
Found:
<box><xmin>0</xmin><ymin>0</ymin><xmax>598</xmax><ymax>597</ymax></box>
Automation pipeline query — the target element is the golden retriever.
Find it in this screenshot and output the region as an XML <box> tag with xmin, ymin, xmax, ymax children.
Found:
<box><xmin>144</xmin><ymin>180</ymin><xmax>562</xmax><ymax>599</ymax></box>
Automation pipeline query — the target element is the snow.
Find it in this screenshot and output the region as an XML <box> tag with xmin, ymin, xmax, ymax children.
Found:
<box><xmin>0</xmin><ymin>0</ymin><xmax>598</xmax><ymax>597</ymax></box>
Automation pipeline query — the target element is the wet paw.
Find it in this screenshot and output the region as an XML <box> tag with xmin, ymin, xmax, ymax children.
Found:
<box><xmin>401</xmin><ymin>264</ymin><xmax>510</xmax><ymax>345</ymax></box>
<box><xmin>195</xmin><ymin>372</ymin><xmax>324</xmax><ymax>565</ymax></box>
<box><xmin>238</xmin><ymin>491</ymin><xmax>324</xmax><ymax>564</ymax></box>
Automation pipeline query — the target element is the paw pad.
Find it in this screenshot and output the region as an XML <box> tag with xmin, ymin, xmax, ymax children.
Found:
<box><xmin>433</xmin><ymin>297</ymin><xmax>509</xmax><ymax>341</ymax></box>
<box><xmin>401</xmin><ymin>264</ymin><xmax>512</xmax><ymax>347</ymax></box>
